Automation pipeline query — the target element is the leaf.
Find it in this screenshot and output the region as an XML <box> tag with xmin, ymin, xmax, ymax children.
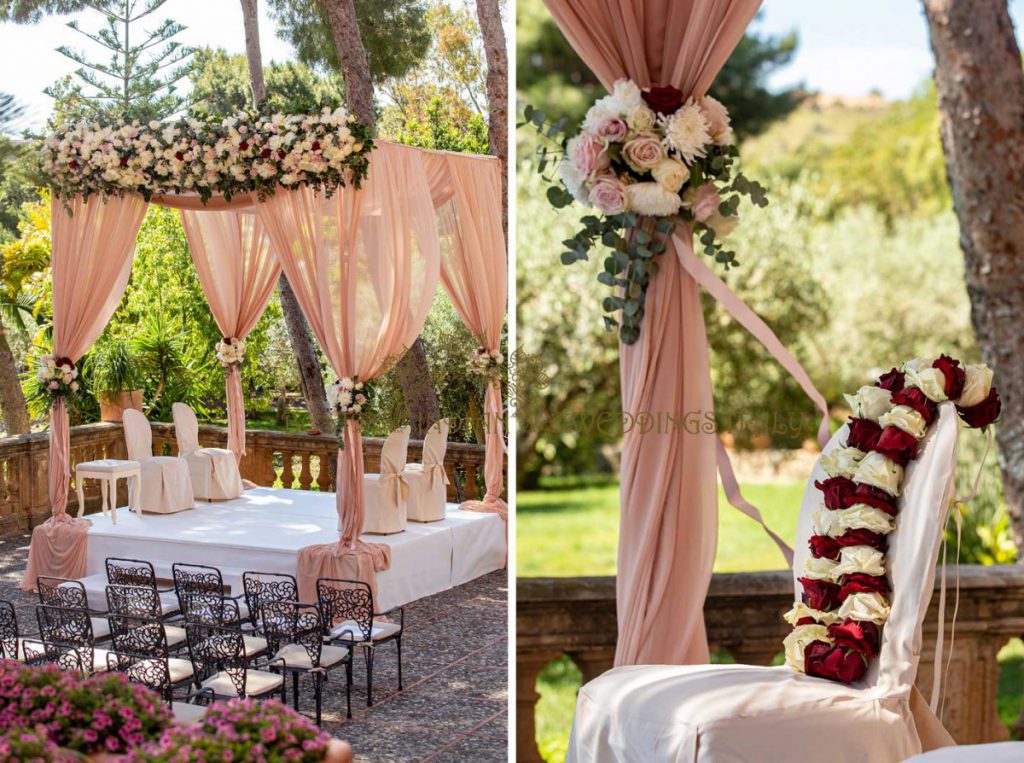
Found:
<box><xmin>560</xmin><ymin>251</ymin><xmax>577</xmax><ymax>266</ymax></box>
<box><xmin>633</xmin><ymin>229</ymin><xmax>652</xmax><ymax>245</ymax></box>
<box><xmin>620</xmin><ymin>325</ymin><xmax>640</xmax><ymax>345</ymax></box>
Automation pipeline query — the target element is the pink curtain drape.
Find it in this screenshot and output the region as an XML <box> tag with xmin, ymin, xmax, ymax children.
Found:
<box><xmin>180</xmin><ymin>210</ymin><xmax>281</xmax><ymax>459</ymax></box>
<box><xmin>21</xmin><ymin>193</ymin><xmax>148</xmax><ymax>590</ymax></box>
<box><xmin>543</xmin><ymin>0</ymin><xmax>761</xmax><ymax>666</ymax></box>
<box><xmin>257</xmin><ymin>142</ymin><xmax>441</xmax><ymax>597</ymax></box>
<box><xmin>424</xmin><ymin>152</ymin><xmax>508</xmax><ymax>521</ymax></box>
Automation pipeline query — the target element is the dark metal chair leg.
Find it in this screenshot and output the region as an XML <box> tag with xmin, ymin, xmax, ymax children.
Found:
<box><xmin>314</xmin><ymin>674</ymin><xmax>322</xmax><ymax>726</ymax></box>
<box><xmin>396</xmin><ymin>636</ymin><xmax>403</xmax><ymax>690</ymax></box>
<box><xmin>346</xmin><ymin>657</ymin><xmax>353</xmax><ymax>719</ymax></box>
<box><xmin>292</xmin><ymin>671</ymin><xmax>300</xmax><ymax>712</ymax></box>
<box><xmin>364</xmin><ymin>646</ymin><xmax>374</xmax><ymax>707</ymax></box>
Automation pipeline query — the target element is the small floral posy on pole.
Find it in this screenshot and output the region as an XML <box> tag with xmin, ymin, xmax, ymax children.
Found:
<box><xmin>37</xmin><ymin>354</ymin><xmax>80</xmax><ymax>406</ymax></box>
<box><xmin>468</xmin><ymin>346</ymin><xmax>504</xmax><ymax>380</ymax></box>
<box><xmin>524</xmin><ymin>79</ymin><xmax>768</xmax><ymax>344</ymax></box>
<box><xmin>326</xmin><ymin>376</ymin><xmax>370</xmax><ymax>449</ymax></box>
<box><xmin>215</xmin><ymin>337</ymin><xmax>246</xmax><ymax>367</ymax></box>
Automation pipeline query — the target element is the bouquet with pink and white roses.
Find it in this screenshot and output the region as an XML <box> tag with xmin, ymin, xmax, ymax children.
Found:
<box><xmin>326</xmin><ymin>376</ymin><xmax>371</xmax><ymax>449</ymax></box>
<box><xmin>35</xmin><ymin>355</ymin><xmax>79</xmax><ymax>406</ymax></box>
<box><xmin>215</xmin><ymin>337</ymin><xmax>246</xmax><ymax>368</ymax></box>
<box><xmin>43</xmin><ymin>107</ymin><xmax>373</xmax><ymax>205</ymax></box>
<box><xmin>468</xmin><ymin>346</ymin><xmax>504</xmax><ymax>380</ymax></box>
<box><xmin>526</xmin><ymin>80</ymin><xmax>767</xmax><ymax>344</ymax></box>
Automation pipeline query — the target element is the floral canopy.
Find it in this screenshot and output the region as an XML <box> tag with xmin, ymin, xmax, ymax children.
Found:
<box><xmin>22</xmin><ymin>108</ymin><xmax>507</xmax><ymax>597</ymax></box>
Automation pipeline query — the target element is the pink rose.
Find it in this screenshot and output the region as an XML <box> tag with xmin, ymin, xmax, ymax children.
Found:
<box><xmin>571</xmin><ymin>132</ymin><xmax>610</xmax><ymax>177</ymax></box>
<box><xmin>588</xmin><ymin>176</ymin><xmax>628</xmax><ymax>215</ymax></box>
<box><xmin>593</xmin><ymin>116</ymin><xmax>628</xmax><ymax>143</ymax></box>
<box><xmin>621</xmin><ymin>134</ymin><xmax>665</xmax><ymax>171</ymax></box>
<box><xmin>686</xmin><ymin>182</ymin><xmax>721</xmax><ymax>222</ymax></box>
<box><xmin>699</xmin><ymin>95</ymin><xmax>733</xmax><ymax>143</ymax></box>
<box><xmin>48</xmin><ymin>381</ymin><xmax>59</xmax><ymax>390</ymax></box>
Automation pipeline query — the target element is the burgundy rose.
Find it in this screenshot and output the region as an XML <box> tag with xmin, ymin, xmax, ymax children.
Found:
<box><xmin>815</xmin><ymin>476</ymin><xmax>857</xmax><ymax>510</ymax></box>
<box><xmin>933</xmin><ymin>355</ymin><xmax>966</xmax><ymax>400</ymax></box>
<box><xmin>957</xmin><ymin>387</ymin><xmax>1001</xmax><ymax>429</ymax></box>
<box><xmin>799</xmin><ymin>577</ymin><xmax>841</xmax><ymax>611</ymax></box>
<box><xmin>846</xmin><ymin>418</ymin><xmax>882</xmax><ymax>451</ymax></box>
<box><xmin>239</xmin><ymin>140</ymin><xmax>249</xmax><ymax>151</ymax></box>
<box><xmin>839</xmin><ymin>572</ymin><xmax>891</xmax><ymax>601</ymax></box>
<box><xmin>870</xmin><ymin>426</ymin><xmax>918</xmax><ymax>467</ymax></box>
<box><xmin>69</xmin><ymin>160</ymin><xmax>79</xmax><ymax>170</ymax></box>
<box><xmin>808</xmin><ymin>534</ymin><xmax>841</xmax><ymax>561</ymax></box>
<box><xmin>827</xmin><ymin>619</ymin><xmax>881</xmax><ymax>658</ymax></box>
<box><xmin>804</xmin><ymin>641</ymin><xmax>868</xmax><ymax>684</ymax></box>
<box><xmin>876</xmin><ymin>368</ymin><xmax>905</xmax><ymax>393</ymax></box>
<box><xmin>835</xmin><ymin>529</ymin><xmax>888</xmax><ymax>553</ymax></box>
<box><xmin>641</xmin><ymin>84</ymin><xmax>685</xmax><ymax>115</ymax></box>
<box><xmin>119</xmin><ymin>156</ymin><xmax>128</xmax><ymax>167</ymax></box>
<box><xmin>174</xmin><ymin>151</ymin><xmax>185</xmax><ymax>161</ymax></box>
<box><xmin>278</xmin><ymin>150</ymin><xmax>287</xmax><ymax>159</ymax></box>
<box><xmin>796</xmin><ymin>616</ymin><xmax>817</xmax><ymax>626</ymax></box>
<box><xmin>261</xmin><ymin>148</ymin><xmax>272</xmax><ymax>159</ymax></box>
<box><xmin>891</xmin><ymin>387</ymin><xmax>937</xmax><ymax>425</ymax></box>
<box><xmin>312</xmin><ymin>141</ymin><xmax>321</xmax><ymax>151</ymax></box>
<box><xmin>848</xmin><ymin>483</ymin><xmax>898</xmax><ymax>515</ymax></box>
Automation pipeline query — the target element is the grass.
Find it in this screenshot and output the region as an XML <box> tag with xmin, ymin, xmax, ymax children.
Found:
<box><xmin>520</xmin><ymin>481</ymin><xmax>1024</xmax><ymax>760</ymax></box>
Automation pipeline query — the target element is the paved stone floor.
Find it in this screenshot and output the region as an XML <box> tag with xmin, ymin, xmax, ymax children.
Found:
<box><xmin>0</xmin><ymin>533</ymin><xmax>508</xmax><ymax>762</ymax></box>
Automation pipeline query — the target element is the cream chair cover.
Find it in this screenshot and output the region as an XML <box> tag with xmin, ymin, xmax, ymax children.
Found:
<box><xmin>363</xmin><ymin>426</ymin><xmax>411</xmax><ymax>534</ymax></box>
<box><xmin>567</xmin><ymin>404</ymin><xmax>962</xmax><ymax>763</ymax></box>
<box><xmin>122</xmin><ymin>409</ymin><xmax>195</xmax><ymax>514</ymax></box>
<box><xmin>404</xmin><ymin>419</ymin><xmax>450</xmax><ymax>522</ymax></box>
<box><xmin>171</xmin><ymin>403</ymin><xmax>243</xmax><ymax>501</ymax></box>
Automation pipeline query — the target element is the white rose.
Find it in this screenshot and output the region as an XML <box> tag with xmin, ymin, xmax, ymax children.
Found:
<box><xmin>352</xmin><ymin>404</ymin><xmax>362</xmax><ymax>413</ymax></box>
<box><xmin>853</xmin><ymin>451</ymin><xmax>904</xmax><ymax>497</ymax></box>
<box><xmin>837</xmin><ymin>592</ymin><xmax>891</xmax><ymax>625</ymax></box>
<box><xmin>783</xmin><ymin>602</ymin><xmax>839</xmax><ymax>627</ymax></box>
<box><xmin>783</xmin><ymin>624</ymin><xmax>830</xmax><ymax>672</ymax></box>
<box><xmin>878</xmin><ymin>405</ymin><xmax>928</xmax><ymax>439</ymax></box>
<box><xmin>651</xmin><ymin>158</ymin><xmax>689</xmax><ymax>193</ymax></box>
<box><xmin>70</xmin><ymin>381</ymin><xmax>79</xmax><ymax>392</ymax></box>
<box><xmin>833</xmin><ymin>504</ymin><xmax>896</xmax><ymax>535</ymax></box>
<box><xmin>831</xmin><ymin>546</ymin><xmax>886</xmax><ymax>577</ymax></box>
<box><xmin>902</xmin><ymin>357</ymin><xmax>930</xmax><ymax>374</ymax></box>
<box><xmin>559</xmin><ymin>154</ymin><xmax>587</xmax><ymax>204</ymax></box>
<box><xmin>905</xmin><ymin>365</ymin><xmax>948</xmax><ymax>402</ymax></box>
<box><xmin>339</xmin><ymin>391</ymin><xmax>353</xmax><ymax>407</ymax></box>
<box><xmin>802</xmin><ymin>556</ymin><xmax>837</xmax><ymax>581</ymax></box>
<box><xmin>811</xmin><ymin>504</ymin><xmax>838</xmax><ymax>536</ymax></box>
<box><xmin>627</xmin><ymin>105</ymin><xmax>657</xmax><ymax>132</ymax></box>
<box><xmin>957</xmin><ymin>364</ymin><xmax>993</xmax><ymax>407</ymax></box>
<box><xmin>820</xmin><ymin>446</ymin><xmax>865</xmax><ymax>479</ymax></box>
<box><xmin>844</xmin><ymin>385</ymin><xmax>893</xmax><ymax>422</ymax></box>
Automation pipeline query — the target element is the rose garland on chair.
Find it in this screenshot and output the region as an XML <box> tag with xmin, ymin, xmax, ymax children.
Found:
<box><xmin>525</xmin><ymin>80</ymin><xmax>767</xmax><ymax>344</ymax></box>
<box><xmin>326</xmin><ymin>376</ymin><xmax>371</xmax><ymax>450</ymax></box>
<box><xmin>783</xmin><ymin>355</ymin><xmax>1001</xmax><ymax>684</ymax></box>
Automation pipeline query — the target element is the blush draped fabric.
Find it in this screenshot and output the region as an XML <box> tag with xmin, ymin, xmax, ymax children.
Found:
<box><xmin>256</xmin><ymin>142</ymin><xmax>441</xmax><ymax>594</ymax></box>
<box><xmin>424</xmin><ymin>152</ymin><xmax>508</xmax><ymax>521</ymax></box>
<box><xmin>542</xmin><ymin>0</ymin><xmax>761</xmax><ymax>666</ymax></box>
<box><xmin>180</xmin><ymin>209</ymin><xmax>281</xmax><ymax>459</ymax></box>
<box><xmin>21</xmin><ymin>194</ymin><xmax>148</xmax><ymax>590</ymax></box>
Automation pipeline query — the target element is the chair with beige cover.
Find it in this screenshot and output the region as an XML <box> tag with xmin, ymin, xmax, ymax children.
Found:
<box><xmin>403</xmin><ymin>419</ymin><xmax>449</xmax><ymax>522</ymax></box>
<box><xmin>172</xmin><ymin>402</ymin><xmax>243</xmax><ymax>500</ymax></box>
<box><xmin>362</xmin><ymin>425</ymin><xmax>410</xmax><ymax>534</ymax></box>
<box><xmin>567</xmin><ymin>404</ymin><xmax>963</xmax><ymax>763</ymax></box>
<box><xmin>122</xmin><ymin>409</ymin><xmax>194</xmax><ymax>514</ymax></box>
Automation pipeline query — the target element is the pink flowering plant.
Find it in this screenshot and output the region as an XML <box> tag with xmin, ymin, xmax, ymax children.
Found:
<box><xmin>524</xmin><ymin>80</ymin><xmax>768</xmax><ymax>344</ymax></box>
<box><xmin>43</xmin><ymin>108</ymin><xmax>373</xmax><ymax>205</ymax></box>
<box><xmin>0</xmin><ymin>724</ymin><xmax>60</xmax><ymax>763</ymax></box>
<box><xmin>126</xmin><ymin>698</ymin><xmax>332</xmax><ymax>763</ymax></box>
<box><xmin>0</xmin><ymin>660</ymin><xmax>78</xmax><ymax>742</ymax></box>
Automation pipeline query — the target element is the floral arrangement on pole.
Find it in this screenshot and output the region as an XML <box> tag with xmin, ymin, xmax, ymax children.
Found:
<box><xmin>327</xmin><ymin>376</ymin><xmax>370</xmax><ymax>450</ymax></box>
<box><xmin>783</xmin><ymin>356</ymin><xmax>1000</xmax><ymax>684</ymax></box>
<box><xmin>42</xmin><ymin>108</ymin><xmax>373</xmax><ymax>205</ymax></box>
<box><xmin>525</xmin><ymin>80</ymin><xmax>767</xmax><ymax>344</ymax></box>
<box><xmin>36</xmin><ymin>355</ymin><xmax>80</xmax><ymax>406</ymax></box>
<box><xmin>215</xmin><ymin>337</ymin><xmax>246</xmax><ymax>367</ymax></box>
<box><xmin>468</xmin><ymin>346</ymin><xmax>504</xmax><ymax>380</ymax></box>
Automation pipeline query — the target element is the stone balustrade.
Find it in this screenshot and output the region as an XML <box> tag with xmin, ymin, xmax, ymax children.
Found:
<box><xmin>516</xmin><ymin>569</ymin><xmax>1024</xmax><ymax>762</ymax></box>
<box><xmin>0</xmin><ymin>422</ymin><xmax>500</xmax><ymax>537</ymax></box>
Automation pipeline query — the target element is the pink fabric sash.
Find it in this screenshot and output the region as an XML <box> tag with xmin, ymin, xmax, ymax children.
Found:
<box><xmin>226</xmin><ymin>365</ymin><xmax>246</xmax><ymax>459</ymax></box>
<box><xmin>296</xmin><ymin>538</ymin><xmax>391</xmax><ymax>606</ymax></box>
<box><xmin>461</xmin><ymin>380</ymin><xmax>509</xmax><ymax>528</ymax></box>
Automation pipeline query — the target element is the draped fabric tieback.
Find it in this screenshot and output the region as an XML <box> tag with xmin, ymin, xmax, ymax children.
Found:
<box><xmin>380</xmin><ymin>470</ymin><xmax>410</xmax><ymax>506</ymax></box>
<box><xmin>424</xmin><ymin>463</ymin><xmax>450</xmax><ymax>489</ymax></box>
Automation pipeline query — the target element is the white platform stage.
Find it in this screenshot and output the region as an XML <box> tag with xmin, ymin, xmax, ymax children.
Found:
<box><xmin>81</xmin><ymin>487</ymin><xmax>506</xmax><ymax>612</ymax></box>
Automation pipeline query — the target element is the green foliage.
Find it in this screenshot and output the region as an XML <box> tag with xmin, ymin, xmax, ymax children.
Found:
<box><xmin>266</xmin><ymin>0</ymin><xmax>431</xmax><ymax>83</ymax></box>
<box><xmin>84</xmin><ymin>339</ymin><xmax>143</xmax><ymax>398</ymax></box>
<box><xmin>393</xmin><ymin>97</ymin><xmax>488</xmax><ymax>153</ymax></box>
<box><xmin>516</xmin><ymin>0</ymin><xmax>800</xmax><ymax>137</ymax></box>
<box><xmin>187</xmin><ymin>48</ymin><xmax>345</xmax><ymax>118</ymax></box>
<box><xmin>946</xmin><ymin>429</ymin><xmax>1017</xmax><ymax>565</ymax></box>
<box><xmin>44</xmin><ymin>0</ymin><xmax>194</xmax><ymax>124</ymax></box>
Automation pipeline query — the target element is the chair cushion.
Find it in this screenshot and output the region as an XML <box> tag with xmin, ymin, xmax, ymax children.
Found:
<box><xmin>90</xmin><ymin>617</ymin><xmax>110</xmax><ymax>640</ymax></box>
<box><xmin>171</xmin><ymin>701</ymin><xmax>207</xmax><ymax>725</ymax></box>
<box><xmin>328</xmin><ymin>620</ymin><xmax>401</xmax><ymax>642</ymax></box>
<box><xmin>163</xmin><ymin>625</ymin><xmax>186</xmax><ymax>648</ymax></box>
<box><xmin>158</xmin><ymin>592</ymin><xmax>180</xmax><ymax>616</ymax></box>
<box><xmin>201</xmin><ymin>669</ymin><xmax>282</xmax><ymax>698</ymax></box>
<box><xmin>132</xmin><ymin>657</ymin><xmax>194</xmax><ymax>684</ymax></box>
<box><xmin>15</xmin><ymin>638</ymin><xmax>44</xmax><ymax>662</ymax></box>
<box><xmin>242</xmin><ymin>635</ymin><xmax>267</xmax><ymax>657</ymax></box>
<box><xmin>271</xmin><ymin>643</ymin><xmax>349</xmax><ymax>670</ymax></box>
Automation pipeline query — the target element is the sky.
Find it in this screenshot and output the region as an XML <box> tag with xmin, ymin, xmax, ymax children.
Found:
<box><xmin>3</xmin><ymin>1</ymin><xmax>1024</xmax><ymax>130</ymax></box>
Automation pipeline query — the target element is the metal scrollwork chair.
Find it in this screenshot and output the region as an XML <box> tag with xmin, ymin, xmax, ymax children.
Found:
<box><xmin>0</xmin><ymin>599</ymin><xmax>43</xmax><ymax>664</ymax></box>
<box><xmin>185</xmin><ymin>620</ymin><xmax>283</xmax><ymax>703</ymax></box>
<box><xmin>262</xmin><ymin>599</ymin><xmax>352</xmax><ymax>724</ymax></box>
<box><xmin>105</xmin><ymin>612</ymin><xmax>195</xmax><ymax>704</ymax></box>
<box><xmin>106</xmin><ymin>584</ymin><xmax>187</xmax><ymax>651</ymax></box>
<box><xmin>181</xmin><ymin>590</ymin><xmax>268</xmax><ymax>662</ymax></box>
<box><xmin>316</xmin><ymin>578</ymin><xmax>404</xmax><ymax>706</ymax></box>
<box><xmin>35</xmin><ymin>603</ymin><xmax>110</xmax><ymax>675</ymax></box>
<box><xmin>36</xmin><ymin>576</ymin><xmax>111</xmax><ymax>643</ymax></box>
<box><xmin>173</xmin><ymin>563</ymin><xmax>249</xmax><ymax>625</ymax></box>
<box><xmin>242</xmin><ymin>571</ymin><xmax>298</xmax><ymax>632</ymax></box>
<box><xmin>105</xmin><ymin>557</ymin><xmax>180</xmax><ymax>619</ymax></box>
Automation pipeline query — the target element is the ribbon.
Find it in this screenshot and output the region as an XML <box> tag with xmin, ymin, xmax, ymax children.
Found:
<box><xmin>423</xmin><ymin>462</ymin><xmax>450</xmax><ymax>490</ymax></box>
<box><xmin>930</xmin><ymin>426</ymin><xmax>992</xmax><ymax>714</ymax></box>
<box><xmin>675</xmin><ymin>235</ymin><xmax>831</xmax><ymax>566</ymax></box>
<box><xmin>379</xmin><ymin>470</ymin><xmax>409</xmax><ymax>507</ymax></box>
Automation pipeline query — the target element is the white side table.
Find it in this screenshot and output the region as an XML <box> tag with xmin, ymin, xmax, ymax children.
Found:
<box><xmin>76</xmin><ymin>459</ymin><xmax>142</xmax><ymax>525</ymax></box>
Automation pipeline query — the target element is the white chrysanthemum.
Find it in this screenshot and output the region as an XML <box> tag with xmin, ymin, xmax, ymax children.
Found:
<box><xmin>660</xmin><ymin>100</ymin><xmax>712</xmax><ymax>164</ymax></box>
<box><xmin>582</xmin><ymin>101</ymin><xmax>618</xmax><ymax>132</ymax></box>
<box><xmin>559</xmin><ymin>153</ymin><xmax>588</xmax><ymax>204</ymax></box>
<box><xmin>605</xmin><ymin>79</ymin><xmax>644</xmax><ymax>116</ymax></box>
<box><xmin>624</xmin><ymin>182</ymin><xmax>682</xmax><ymax>217</ymax></box>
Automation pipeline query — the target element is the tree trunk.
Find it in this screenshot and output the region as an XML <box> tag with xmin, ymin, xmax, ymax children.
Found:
<box><xmin>923</xmin><ymin>0</ymin><xmax>1024</xmax><ymax>548</ymax></box>
<box><xmin>475</xmin><ymin>0</ymin><xmax>508</xmax><ymax>231</ymax></box>
<box><xmin>240</xmin><ymin>0</ymin><xmax>334</xmax><ymax>434</ymax></box>
<box><xmin>323</xmin><ymin>0</ymin><xmax>441</xmax><ymax>436</ymax></box>
<box><xmin>0</xmin><ymin>322</ymin><xmax>29</xmax><ymax>434</ymax></box>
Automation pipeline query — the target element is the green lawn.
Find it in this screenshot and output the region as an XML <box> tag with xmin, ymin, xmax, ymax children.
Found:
<box><xmin>519</xmin><ymin>482</ymin><xmax>1023</xmax><ymax>761</ymax></box>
